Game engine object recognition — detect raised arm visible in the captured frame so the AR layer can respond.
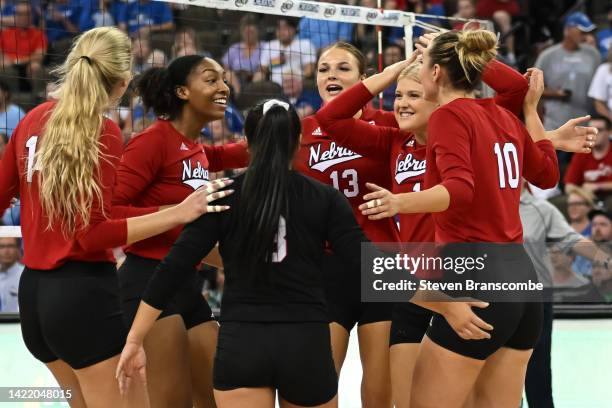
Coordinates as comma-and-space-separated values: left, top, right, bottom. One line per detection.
484, 59, 528, 116
315, 81, 404, 160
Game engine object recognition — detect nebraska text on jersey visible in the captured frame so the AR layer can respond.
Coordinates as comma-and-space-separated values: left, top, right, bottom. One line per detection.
395, 153, 426, 184
308, 142, 362, 172
182, 159, 210, 190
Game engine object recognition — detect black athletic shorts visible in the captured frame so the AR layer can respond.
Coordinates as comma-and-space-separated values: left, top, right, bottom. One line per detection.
323, 253, 392, 331
19, 261, 127, 369
214, 321, 338, 406
118, 253, 215, 329
427, 244, 543, 360
389, 302, 433, 346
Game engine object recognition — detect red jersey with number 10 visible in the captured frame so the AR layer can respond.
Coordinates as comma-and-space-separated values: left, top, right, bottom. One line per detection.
426, 99, 559, 243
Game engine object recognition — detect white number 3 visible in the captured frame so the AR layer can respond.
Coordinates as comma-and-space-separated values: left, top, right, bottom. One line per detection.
272, 216, 287, 262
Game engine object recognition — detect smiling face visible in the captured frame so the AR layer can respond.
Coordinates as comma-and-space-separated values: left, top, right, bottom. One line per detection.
394, 75, 437, 134
176, 58, 230, 122
316, 47, 363, 103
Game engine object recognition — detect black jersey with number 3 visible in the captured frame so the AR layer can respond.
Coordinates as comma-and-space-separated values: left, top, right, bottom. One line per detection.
143, 171, 372, 323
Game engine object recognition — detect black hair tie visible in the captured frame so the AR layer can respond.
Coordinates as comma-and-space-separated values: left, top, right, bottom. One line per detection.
80, 55, 93, 65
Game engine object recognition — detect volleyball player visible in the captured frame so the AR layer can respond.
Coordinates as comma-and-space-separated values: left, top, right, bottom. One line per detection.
0, 27, 232, 408
115, 99, 415, 407
357, 30, 559, 408
113, 55, 248, 407
315, 48, 538, 406
293, 42, 399, 407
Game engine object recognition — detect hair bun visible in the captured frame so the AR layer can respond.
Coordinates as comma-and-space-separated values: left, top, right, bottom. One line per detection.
456, 30, 497, 55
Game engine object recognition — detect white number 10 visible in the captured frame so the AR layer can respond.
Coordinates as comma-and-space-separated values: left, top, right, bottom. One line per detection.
493, 142, 519, 189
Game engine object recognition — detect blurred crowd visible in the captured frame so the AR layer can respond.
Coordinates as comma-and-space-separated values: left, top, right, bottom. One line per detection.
1, 0, 612, 310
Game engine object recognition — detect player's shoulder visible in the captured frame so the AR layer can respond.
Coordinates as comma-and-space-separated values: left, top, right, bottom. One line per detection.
128, 119, 167, 145
291, 171, 339, 199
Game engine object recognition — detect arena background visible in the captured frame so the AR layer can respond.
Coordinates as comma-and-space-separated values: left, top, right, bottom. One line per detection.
0, 0, 611, 406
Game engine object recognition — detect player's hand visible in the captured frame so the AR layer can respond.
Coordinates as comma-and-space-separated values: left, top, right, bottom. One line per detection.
415, 31, 444, 54
548, 115, 596, 153
116, 339, 147, 396
582, 182, 599, 193
438, 301, 493, 340
383, 52, 419, 79
175, 178, 234, 224
523, 68, 544, 111
359, 183, 400, 220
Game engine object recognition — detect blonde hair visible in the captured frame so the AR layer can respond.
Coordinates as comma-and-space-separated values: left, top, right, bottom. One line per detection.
398, 61, 422, 83
37, 27, 132, 235
428, 29, 497, 91
566, 185, 596, 207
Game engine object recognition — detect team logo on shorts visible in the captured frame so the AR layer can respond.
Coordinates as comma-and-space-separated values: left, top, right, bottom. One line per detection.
309, 142, 361, 172
281, 0, 294, 12
395, 153, 426, 184
324, 6, 336, 17
182, 159, 210, 190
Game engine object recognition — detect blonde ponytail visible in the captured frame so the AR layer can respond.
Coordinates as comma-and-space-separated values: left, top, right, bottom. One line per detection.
428, 29, 497, 91
37, 27, 132, 235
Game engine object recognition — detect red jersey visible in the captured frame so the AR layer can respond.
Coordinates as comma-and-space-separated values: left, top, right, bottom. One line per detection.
0, 27, 47, 61
0, 102, 127, 269
426, 99, 559, 243
113, 119, 249, 260
314, 60, 528, 243
294, 107, 400, 243
564, 149, 612, 186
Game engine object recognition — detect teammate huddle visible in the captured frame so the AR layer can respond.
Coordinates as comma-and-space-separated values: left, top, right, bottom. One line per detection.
0, 26, 597, 408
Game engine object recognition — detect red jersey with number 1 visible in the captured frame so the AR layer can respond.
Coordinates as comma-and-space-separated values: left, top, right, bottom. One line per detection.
294, 107, 400, 243
0, 101, 128, 269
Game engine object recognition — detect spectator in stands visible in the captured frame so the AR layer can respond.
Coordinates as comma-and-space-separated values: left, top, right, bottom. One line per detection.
592, 261, 612, 301
536, 12, 600, 132
475, 0, 520, 18
0, 0, 16, 26
255, 17, 316, 86
77, 0, 115, 31
551, 247, 590, 287
131, 35, 166, 74
298, 0, 353, 51
0, 1, 47, 97
172, 27, 209, 59
281, 73, 321, 119
381, 44, 403, 110
223, 14, 263, 93
521, 181, 610, 408
596, 4, 612, 59
355, 0, 378, 62
574, 208, 612, 276
117, 0, 174, 37
567, 186, 596, 236
589, 48, 612, 122
564, 117, 612, 204
45, 0, 80, 63
203, 269, 224, 310
0, 237, 23, 313
0, 80, 24, 138
453, 0, 477, 30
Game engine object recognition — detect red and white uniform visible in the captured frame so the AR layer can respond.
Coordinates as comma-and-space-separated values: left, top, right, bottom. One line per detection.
315, 60, 529, 244
294, 107, 400, 243
112, 119, 249, 260
426, 99, 558, 243
0, 102, 128, 269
